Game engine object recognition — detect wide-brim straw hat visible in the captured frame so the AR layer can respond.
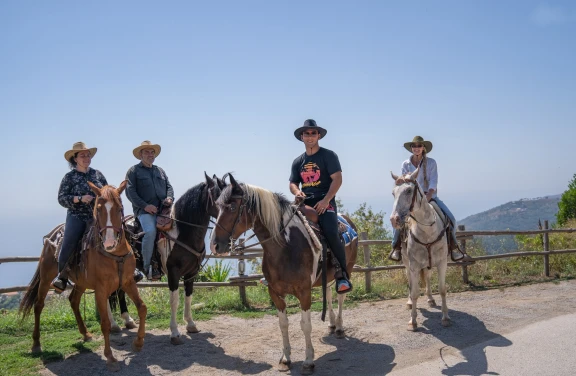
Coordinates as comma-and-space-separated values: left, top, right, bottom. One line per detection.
403, 136, 433, 153
64, 142, 97, 161
133, 140, 161, 159
293, 119, 327, 141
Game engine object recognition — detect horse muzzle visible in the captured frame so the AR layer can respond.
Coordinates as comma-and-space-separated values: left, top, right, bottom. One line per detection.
390, 213, 405, 229
210, 239, 230, 255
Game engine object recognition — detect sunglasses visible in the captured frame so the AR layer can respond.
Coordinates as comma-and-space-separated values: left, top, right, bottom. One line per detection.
303, 131, 319, 136
411, 144, 424, 148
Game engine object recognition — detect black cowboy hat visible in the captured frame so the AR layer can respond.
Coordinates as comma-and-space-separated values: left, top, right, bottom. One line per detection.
293, 119, 327, 141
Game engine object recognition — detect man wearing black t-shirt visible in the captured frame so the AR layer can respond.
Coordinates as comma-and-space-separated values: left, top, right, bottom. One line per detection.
289, 119, 352, 294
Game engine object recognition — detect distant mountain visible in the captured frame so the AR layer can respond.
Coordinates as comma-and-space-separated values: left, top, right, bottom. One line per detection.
459, 194, 561, 253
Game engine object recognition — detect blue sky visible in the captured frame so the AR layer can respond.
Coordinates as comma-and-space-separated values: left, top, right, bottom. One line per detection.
1, 1, 575, 287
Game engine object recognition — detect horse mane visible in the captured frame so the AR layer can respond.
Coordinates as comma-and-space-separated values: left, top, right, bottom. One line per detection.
174, 182, 210, 232
100, 185, 122, 207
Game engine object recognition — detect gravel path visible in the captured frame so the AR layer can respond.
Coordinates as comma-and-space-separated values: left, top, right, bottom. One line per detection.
40, 280, 576, 375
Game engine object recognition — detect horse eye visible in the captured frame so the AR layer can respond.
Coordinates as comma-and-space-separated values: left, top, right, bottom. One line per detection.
229, 203, 237, 212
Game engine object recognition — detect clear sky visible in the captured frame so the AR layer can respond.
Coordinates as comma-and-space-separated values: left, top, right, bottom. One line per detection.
1, 1, 575, 287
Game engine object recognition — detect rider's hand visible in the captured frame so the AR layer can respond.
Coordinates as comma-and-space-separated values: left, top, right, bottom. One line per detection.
314, 198, 331, 215
426, 189, 434, 202
144, 204, 158, 214
163, 197, 173, 206
80, 195, 94, 204
294, 190, 306, 198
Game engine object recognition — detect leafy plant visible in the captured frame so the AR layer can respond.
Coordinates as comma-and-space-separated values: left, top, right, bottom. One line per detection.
199, 260, 232, 282
557, 174, 576, 226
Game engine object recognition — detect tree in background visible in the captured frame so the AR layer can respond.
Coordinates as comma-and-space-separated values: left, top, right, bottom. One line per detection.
557, 174, 576, 226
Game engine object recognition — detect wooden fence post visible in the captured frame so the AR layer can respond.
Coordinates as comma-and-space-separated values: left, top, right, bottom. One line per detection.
458, 225, 469, 284
237, 237, 248, 307
361, 232, 372, 293
544, 220, 550, 277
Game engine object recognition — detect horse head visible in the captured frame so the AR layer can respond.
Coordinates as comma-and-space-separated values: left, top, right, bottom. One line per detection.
390, 168, 421, 229
210, 174, 253, 254
88, 180, 127, 252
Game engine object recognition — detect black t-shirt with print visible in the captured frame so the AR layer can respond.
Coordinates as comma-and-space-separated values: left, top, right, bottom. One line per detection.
289, 147, 342, 200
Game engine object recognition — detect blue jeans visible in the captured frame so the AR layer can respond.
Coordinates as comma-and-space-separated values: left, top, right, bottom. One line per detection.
138, 213, 157, 271
59, 213, 88, 273
392, 196, 457, 249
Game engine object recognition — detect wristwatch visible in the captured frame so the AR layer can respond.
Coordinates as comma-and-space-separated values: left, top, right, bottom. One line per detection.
77, 196, 82, 203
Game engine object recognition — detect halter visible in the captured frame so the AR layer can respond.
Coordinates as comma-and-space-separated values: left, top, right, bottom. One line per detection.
94, 202, 125, 249
407, 179, 436, 227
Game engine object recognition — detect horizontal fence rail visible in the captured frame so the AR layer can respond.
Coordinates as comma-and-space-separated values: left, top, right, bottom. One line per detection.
2, 226, 576, 300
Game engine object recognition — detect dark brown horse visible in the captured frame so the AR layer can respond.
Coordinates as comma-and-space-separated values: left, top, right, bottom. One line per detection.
210, 174, 358, 375
19, 181, 146, 372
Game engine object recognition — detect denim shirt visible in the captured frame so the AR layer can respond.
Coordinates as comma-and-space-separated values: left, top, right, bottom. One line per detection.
58, 168, 108, 221
125, 162, 174, 216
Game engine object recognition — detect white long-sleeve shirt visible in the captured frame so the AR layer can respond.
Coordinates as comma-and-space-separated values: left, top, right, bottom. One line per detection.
401, 157, 438, 197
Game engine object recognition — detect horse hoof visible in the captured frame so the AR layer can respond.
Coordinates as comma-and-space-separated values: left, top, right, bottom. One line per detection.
83, 334, 93, 342
442, 319, 452, 327
301, 363, 315, 375
186, 325, 199, 334
171, 336, 184, 346
406, 304, 412, 310
31, 345, 42, 354
106, 361, 120, 372
428, 300, 437, 308
335, 329, 345, 339
125, 321, 137, 330
110, 325, 122, 334
408, 323, 417, 332
132, 339, 144, 352
278, 360, 291, 372
328, 325, 336, 334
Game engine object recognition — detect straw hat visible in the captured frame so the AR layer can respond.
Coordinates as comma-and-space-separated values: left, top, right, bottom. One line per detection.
293, 119, 327, 141
133, 140, 161, 159
64, 142, 97, 161
403, 136, 433, 153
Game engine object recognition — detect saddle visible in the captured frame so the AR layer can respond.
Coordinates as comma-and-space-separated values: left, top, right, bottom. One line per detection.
53, 220, 95, 278
156, 203, 174, 231
297, 204, 358, 279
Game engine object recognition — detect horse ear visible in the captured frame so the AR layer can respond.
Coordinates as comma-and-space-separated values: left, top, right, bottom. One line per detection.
229, 173, 239, 188
88, 181, 101, 196
391, 171, 399, 181
410, 168, 420, 181
205, 171, 215, 188
117, 180, 128, 195
216, 176, 226, 189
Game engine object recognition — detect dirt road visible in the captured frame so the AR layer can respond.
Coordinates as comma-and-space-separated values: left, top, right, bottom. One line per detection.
40, 280, 576, 375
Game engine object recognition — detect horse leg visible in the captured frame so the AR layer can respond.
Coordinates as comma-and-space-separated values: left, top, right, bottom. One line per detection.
122, 281, 147, 352
95, 289, 119, 371
402, 254, 413, 310
183, 276, 199, 334
408, 269, 420, 331
69, 285, 92, 341
118, 290, 136, 329
168, 270, 183, 345
325, 283, 336, 333
438, 260, 451, 327
422, 269, 436, 307
269, 291, 291, 372
31, 276, 52, 353
334, 290, 346, 339
299, 293, 315, 375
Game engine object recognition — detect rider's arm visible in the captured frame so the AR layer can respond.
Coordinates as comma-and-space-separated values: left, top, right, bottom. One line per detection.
323, 171, 342, 202
125, 166, 148, 210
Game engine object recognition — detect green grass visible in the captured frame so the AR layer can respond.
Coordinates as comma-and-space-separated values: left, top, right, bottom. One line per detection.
3, 227, 576, 375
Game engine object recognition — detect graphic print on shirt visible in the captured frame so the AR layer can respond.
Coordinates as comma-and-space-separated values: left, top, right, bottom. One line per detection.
301, 162, 321, 188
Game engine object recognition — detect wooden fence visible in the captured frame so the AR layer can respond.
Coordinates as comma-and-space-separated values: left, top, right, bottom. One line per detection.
2, 223, 576, 305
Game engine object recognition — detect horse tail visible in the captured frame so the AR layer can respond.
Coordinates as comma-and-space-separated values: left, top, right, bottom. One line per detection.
19, 267, 41, 321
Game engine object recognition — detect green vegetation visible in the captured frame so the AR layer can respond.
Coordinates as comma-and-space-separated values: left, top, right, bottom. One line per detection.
557, 174, 576, 226
198, 259, 232, 282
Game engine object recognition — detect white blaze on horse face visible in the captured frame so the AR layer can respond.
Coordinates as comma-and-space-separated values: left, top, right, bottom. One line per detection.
103, 202, 117, 251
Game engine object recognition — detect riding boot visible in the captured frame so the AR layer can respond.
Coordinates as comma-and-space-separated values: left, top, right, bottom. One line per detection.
51, 270, 69, 294
336, 271, 353, 294
388, 248, 402, 262
133, 269, 144, 283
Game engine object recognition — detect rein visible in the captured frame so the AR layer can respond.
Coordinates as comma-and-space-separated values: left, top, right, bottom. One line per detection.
407, 180, 436, 227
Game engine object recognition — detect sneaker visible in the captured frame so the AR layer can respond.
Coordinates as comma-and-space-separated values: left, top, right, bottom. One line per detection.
336, 279, 352, 294
51, 276, 68, 294
133, 269, 144, 283
259, 278, 268, 286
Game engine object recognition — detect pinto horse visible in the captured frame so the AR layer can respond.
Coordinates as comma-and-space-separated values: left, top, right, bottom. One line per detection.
390, 168, 451, 331
210, 174, 358, 375
19, 181, 146, 371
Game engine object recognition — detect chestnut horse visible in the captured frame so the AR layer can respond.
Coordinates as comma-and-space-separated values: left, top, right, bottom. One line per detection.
210, 174, 358, 375
19, 181, 146, 372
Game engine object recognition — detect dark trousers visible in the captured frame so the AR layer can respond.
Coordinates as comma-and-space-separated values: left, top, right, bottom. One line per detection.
58, 213, 88, 274
306, 198, 349, 278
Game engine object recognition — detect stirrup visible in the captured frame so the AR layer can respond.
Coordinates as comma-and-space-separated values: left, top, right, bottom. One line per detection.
259, 278, 268, 286
51, 277, 68, 294
388, 249, 402, 262
450, 249, 465, 262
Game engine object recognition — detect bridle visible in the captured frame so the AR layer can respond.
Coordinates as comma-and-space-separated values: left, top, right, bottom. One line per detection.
93, 200, 126, 249
406, 179, 436, 227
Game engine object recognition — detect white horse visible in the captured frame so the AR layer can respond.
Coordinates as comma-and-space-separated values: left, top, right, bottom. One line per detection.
390, 168, 451, 330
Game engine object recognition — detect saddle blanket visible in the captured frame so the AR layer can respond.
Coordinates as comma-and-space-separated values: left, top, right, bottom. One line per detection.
338, 215, 358, 245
